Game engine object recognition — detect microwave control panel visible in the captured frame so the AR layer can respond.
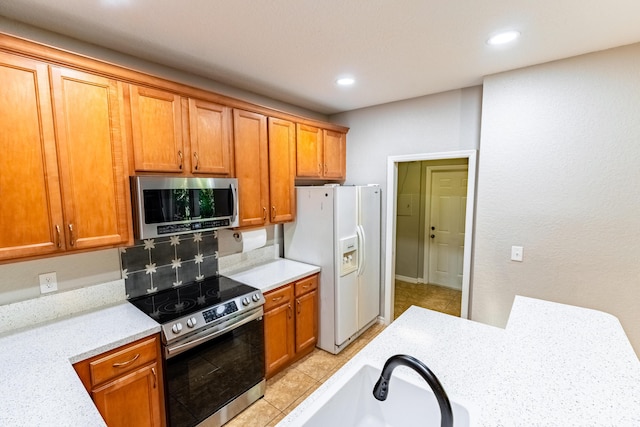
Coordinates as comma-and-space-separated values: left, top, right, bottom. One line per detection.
156, 219, 230, 236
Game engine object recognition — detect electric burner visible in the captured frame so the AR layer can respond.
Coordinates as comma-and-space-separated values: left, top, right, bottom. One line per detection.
129, 276, 263, 332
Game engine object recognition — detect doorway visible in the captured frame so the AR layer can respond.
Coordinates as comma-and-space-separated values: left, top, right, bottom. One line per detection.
383, 150, 477, 323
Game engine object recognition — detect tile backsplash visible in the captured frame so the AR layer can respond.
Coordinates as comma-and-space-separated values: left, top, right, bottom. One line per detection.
120, 231, 218, 298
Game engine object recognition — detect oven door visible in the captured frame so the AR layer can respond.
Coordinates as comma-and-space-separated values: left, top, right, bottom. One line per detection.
164, 312, 265, 427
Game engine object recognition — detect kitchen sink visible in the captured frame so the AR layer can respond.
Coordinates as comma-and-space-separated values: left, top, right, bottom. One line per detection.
295, 364, 475, 427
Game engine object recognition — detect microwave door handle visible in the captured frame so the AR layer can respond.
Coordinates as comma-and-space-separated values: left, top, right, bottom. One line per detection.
229, 184, 237, 221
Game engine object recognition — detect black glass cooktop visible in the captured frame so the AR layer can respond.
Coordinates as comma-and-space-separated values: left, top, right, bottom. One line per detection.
128, 276, 257, 324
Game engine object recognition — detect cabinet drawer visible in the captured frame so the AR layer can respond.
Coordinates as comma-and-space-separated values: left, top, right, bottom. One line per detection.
89, 336, 158, 386
264, 285, 293, 311
295, 274, 318, 297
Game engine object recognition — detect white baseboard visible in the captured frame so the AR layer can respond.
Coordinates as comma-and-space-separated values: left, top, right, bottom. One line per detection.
394, 274, 423, 284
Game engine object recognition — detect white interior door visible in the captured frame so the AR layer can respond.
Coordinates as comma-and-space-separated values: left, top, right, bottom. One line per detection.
428, 170, 467, 289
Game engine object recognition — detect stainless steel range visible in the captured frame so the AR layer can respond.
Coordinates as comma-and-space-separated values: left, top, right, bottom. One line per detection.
129, 275, 265, 427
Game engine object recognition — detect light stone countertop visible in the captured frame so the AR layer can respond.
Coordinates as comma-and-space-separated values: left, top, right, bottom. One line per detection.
227, 258, 321, 293
278, 296, 640, 426
0, 301, 160, 426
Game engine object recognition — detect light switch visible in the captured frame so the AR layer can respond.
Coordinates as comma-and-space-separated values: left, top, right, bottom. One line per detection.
511, 246, 523, 262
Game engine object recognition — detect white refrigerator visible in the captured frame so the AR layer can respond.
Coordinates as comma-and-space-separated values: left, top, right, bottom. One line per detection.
284, 185, 381, 354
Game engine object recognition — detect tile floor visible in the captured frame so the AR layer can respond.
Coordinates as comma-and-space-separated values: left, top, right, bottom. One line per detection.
224, 322, 386, 427
394, 280, 462, 319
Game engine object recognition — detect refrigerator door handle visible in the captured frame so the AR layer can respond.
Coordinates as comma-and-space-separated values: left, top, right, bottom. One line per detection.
356, 224, 366, 276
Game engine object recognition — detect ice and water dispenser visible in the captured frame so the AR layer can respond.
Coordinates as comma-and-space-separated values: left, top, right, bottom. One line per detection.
339, 235, 358, 276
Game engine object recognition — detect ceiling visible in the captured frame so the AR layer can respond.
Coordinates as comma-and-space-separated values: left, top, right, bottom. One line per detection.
1, 1, 640, 115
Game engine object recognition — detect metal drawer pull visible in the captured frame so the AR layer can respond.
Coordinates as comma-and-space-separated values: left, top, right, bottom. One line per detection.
55, 225, 61, 248
193, 152, 199, 170
151, 367, 157, 388
68, 223, 75, 247
272, 296, 284, 302
272, 206, 276, 219
288, 304, 292, 319
112, 353, 140, 368
178, 150, 183, 169
263, 207, 267, 221
297, 299, 301, 314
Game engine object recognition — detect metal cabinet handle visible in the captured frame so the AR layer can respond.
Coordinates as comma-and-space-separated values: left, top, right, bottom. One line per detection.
151, 367, 157, 388
193, 152, 199, 170
178, 150, 183, 169
297, 299, 301, 314
55, 225, 61, 248
318, 162, 322, 174
324, 164, 328, 174
271, 206, 276, 220
288, 304, 292, 319
112, 353, 140, 368
68, 224, 75, 247
263, 207, 267, 221
272, 296, 284, 302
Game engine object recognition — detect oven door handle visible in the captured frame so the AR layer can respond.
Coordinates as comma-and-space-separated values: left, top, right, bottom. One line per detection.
165, 307, 263, 359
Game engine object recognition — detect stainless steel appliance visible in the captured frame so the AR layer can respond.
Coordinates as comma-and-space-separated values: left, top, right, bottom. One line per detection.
131, 176, 239, 239
129, 276, 265, 427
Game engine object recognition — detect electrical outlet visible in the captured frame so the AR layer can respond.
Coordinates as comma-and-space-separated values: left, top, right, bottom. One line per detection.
511, 246, 524, 262
39, 272, 58, 294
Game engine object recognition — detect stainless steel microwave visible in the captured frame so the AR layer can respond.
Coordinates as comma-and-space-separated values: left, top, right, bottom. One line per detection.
131, 176, 239, 239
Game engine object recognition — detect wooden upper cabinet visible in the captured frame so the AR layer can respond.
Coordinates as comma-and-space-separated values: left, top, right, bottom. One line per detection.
130, 85, 185, 172
0, 52, 65, 260
322, 129, 346, 179
295, 124, 323, 178
49, 67, 131, 250
268, 118, 296, 223
296, 124, 346, 180
188, 99, 233, 175
233, 109, 269, 227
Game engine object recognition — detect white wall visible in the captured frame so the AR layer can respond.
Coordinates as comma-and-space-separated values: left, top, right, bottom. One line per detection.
331, 86, 483, 303
474, 43, 640, 354
0, 17, 328, 121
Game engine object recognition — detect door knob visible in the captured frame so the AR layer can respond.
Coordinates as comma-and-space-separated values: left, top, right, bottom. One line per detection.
431, 226, 436, 230
431, 234, 435, 239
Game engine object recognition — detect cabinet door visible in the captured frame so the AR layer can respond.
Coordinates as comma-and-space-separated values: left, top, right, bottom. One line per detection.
130, 85, 184, 172
188, 98, 233, 175
323, 129, 346, 179
0, 52, 64, 260
92, 362, 163, 427
264, 302, 294, 378
295, 289, 318, 354
233, 109, 269, 227
295, 124, 323, 178
50, 67, 130, 249
268, 118, 296, 223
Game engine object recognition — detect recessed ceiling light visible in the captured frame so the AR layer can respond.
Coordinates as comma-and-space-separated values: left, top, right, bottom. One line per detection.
486, 30, 520, 46
336, 77, 355, 86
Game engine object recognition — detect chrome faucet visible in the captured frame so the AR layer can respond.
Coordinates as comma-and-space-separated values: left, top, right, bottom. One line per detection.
372, 354, 454, 427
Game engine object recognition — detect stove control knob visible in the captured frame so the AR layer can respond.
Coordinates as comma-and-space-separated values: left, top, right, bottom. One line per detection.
172, 323, 183, 334
187, 317, 197, 328
242, 297, 250, 306
216, 305, 226, 315
252, 293, 260, 302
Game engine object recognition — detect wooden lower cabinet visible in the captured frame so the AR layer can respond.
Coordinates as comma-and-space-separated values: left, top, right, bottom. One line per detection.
73, 334, 165, 427
264, 274, 318, 378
